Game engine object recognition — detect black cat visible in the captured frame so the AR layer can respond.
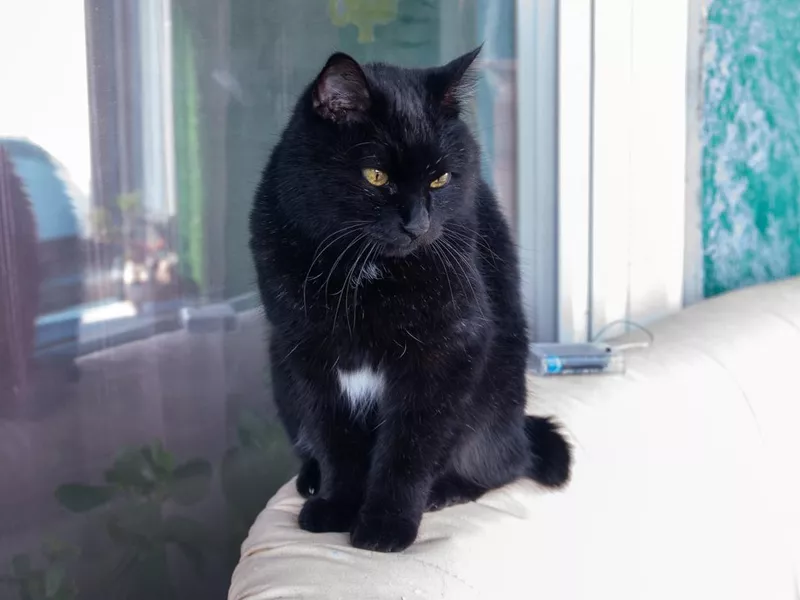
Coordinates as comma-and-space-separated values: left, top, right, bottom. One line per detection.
250, 48, 571, 553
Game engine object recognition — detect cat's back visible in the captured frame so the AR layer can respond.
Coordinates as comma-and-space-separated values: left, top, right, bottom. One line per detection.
473, 180, 527, 338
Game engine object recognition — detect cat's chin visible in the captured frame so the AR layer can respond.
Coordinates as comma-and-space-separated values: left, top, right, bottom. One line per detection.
382, 240, 424, 258
380, 232, 439, 258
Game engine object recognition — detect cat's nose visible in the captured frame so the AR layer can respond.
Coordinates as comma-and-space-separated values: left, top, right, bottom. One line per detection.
402, 220, 429, 239
401, 206, 430, 239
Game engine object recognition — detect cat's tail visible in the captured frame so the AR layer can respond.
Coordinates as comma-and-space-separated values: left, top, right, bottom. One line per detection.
525, 415, 572, 488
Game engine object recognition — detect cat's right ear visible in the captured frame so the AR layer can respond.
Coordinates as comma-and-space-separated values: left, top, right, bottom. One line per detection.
312, 53, 371, 124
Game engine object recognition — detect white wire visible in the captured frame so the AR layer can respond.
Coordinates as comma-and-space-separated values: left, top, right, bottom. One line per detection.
591, 319, 655, 351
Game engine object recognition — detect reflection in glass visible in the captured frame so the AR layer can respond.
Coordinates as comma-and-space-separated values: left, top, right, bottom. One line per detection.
0, 1, 518, 597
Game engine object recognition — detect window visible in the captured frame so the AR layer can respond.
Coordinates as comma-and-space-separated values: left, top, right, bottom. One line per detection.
0, 2, 538, 597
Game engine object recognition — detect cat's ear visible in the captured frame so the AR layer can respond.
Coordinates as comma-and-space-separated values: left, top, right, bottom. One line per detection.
312, 53, 371, 123
428, 46, 482, 115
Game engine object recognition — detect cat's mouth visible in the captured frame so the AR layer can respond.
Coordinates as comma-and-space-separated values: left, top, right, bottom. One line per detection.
376, 224, 440, 258
380, 235, 429, 258
383, 242, 420, 258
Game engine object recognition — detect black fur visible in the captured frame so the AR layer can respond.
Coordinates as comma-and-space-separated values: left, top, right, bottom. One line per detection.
250, 49, 571, 553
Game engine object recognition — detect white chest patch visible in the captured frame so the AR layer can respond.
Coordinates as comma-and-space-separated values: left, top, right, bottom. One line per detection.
337, 366, 385, 415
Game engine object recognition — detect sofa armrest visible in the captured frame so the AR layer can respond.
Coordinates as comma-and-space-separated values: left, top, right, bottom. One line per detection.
230, 279, 800, 600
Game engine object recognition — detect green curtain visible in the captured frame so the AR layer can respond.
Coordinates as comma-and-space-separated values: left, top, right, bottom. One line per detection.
172, 5, 206, 292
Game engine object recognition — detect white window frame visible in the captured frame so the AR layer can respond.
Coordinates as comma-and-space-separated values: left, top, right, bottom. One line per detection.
516, 0, 559, 343
554, 0, 696, 342
556, 0, 593, 343
683, 0, 708, 306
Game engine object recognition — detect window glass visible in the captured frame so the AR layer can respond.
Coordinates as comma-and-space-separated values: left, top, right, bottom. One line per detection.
0, 1, 517, 597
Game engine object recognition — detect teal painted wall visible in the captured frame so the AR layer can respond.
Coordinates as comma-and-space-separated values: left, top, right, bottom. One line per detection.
702, 0, 800, 296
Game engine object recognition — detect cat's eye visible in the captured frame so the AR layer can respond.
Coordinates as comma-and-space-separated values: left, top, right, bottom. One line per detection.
430, 173, 451, 189
362, 168, 389, 187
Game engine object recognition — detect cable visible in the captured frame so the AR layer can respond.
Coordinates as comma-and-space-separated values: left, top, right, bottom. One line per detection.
591, 319, 655, 351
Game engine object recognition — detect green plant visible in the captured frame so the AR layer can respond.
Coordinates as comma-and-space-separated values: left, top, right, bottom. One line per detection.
88, 206, 115, 242
0, 540, 79, 600
54, 442, 212, 597
221, 412, 297, 568
115, 191, 142, 220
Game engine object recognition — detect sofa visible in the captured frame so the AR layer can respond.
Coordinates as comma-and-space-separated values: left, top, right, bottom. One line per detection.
229, 278, 800, 600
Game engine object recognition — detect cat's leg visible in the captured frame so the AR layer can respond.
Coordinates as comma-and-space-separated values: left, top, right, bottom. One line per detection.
425, 472, 488, 511
296, 399, 374, 534
350, 344, 485, 552
270, 347, 322, 499
426, 420, 528, 511
424, 402, 571, 514
271, 344, 369, 527
351, 402, 466, 551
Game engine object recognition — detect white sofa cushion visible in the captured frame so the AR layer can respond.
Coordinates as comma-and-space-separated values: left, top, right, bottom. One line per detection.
230, 278, 800, 600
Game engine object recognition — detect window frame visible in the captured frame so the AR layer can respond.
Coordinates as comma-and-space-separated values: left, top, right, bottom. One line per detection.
554, 0, 696, 341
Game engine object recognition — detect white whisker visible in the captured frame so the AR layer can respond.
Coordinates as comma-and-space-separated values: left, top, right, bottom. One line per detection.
332, 236, 370, 334
439, 237, 485, 319
323, 232, 369, 307
302, 223, 365, 314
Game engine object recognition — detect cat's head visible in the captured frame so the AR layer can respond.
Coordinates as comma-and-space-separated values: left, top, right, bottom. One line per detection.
273, 49, 482, 258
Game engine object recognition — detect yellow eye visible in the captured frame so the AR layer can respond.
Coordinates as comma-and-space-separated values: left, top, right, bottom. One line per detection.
430, 173, 451, 189
362, 168, 389, 187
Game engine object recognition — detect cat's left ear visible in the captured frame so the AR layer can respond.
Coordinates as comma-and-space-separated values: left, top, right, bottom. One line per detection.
312, 53, 371, 123
428, 46, 482, 115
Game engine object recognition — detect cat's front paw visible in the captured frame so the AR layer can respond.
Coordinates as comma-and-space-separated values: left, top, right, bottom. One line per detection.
298, 497, 359, 533
350, 512, 419, 552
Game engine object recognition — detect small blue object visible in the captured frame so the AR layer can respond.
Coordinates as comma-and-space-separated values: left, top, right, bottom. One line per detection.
545, 356, 563, 374
529, 342, 625, 376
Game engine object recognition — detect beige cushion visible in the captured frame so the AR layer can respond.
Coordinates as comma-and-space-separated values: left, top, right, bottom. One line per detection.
230, 278, 800, 600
